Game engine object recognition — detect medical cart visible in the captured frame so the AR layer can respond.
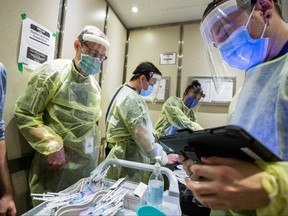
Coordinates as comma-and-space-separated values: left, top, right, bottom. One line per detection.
23, 158, 181, 216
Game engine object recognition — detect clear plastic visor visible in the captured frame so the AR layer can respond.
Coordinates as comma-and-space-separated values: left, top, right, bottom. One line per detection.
201, 0, 253, 45
200, 0, 252, 92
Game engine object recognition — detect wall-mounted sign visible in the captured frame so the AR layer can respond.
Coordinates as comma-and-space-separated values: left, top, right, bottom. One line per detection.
18, 17, 56, 70
160, 52, 177, 65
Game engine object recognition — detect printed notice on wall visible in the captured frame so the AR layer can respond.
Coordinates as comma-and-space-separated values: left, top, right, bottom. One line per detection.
18, 17, 55, 70
160, 52, 177, 65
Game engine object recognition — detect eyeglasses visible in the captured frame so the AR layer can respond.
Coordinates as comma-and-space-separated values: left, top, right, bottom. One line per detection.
82, 42, 107, 61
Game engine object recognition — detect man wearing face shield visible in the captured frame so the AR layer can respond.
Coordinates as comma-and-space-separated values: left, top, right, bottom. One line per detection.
154, 80, 205, 137
179, 0, 288, 215
105, 62, 178, 183
14, 26, 109, 206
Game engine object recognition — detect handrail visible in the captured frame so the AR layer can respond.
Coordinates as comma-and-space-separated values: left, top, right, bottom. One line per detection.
97, 158, 179, 197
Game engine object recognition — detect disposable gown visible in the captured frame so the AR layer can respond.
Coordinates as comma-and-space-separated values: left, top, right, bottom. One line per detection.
154, 96, 203, 137
105, 85, 168, 183
228, 53, 288, 216
14, 59, 101, 199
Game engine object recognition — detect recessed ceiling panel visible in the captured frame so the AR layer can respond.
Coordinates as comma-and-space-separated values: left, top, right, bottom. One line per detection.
147, 0, 206, 12
107, 0, 208, 29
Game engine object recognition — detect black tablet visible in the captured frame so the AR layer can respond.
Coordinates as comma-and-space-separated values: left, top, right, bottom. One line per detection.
159, 125, 281, 163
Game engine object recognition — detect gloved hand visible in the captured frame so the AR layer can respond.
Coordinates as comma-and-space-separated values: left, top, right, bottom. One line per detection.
47, 147, 66, 170
167, 153, 179, 164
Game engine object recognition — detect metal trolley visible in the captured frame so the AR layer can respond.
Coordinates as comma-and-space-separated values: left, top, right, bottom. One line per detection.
23, 159, 181, 216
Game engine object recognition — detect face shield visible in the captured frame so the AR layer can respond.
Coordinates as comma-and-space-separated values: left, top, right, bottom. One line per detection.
185, 89, 206, 113
200, 0, 269, 92
141, 73, 162, 104
82, 34, 110, 51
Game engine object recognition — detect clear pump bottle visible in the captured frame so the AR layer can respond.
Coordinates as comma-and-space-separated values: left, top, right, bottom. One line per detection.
147, 156, 164, 206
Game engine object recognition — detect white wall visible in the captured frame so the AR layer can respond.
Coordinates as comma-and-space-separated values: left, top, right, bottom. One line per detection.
0, 0, 61, 157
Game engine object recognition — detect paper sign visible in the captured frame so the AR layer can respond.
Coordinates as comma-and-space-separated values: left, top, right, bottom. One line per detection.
160, 52, 177, 65
18, 17, 56, 70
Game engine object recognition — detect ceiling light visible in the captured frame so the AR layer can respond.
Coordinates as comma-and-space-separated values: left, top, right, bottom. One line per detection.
131, 6, 138, 13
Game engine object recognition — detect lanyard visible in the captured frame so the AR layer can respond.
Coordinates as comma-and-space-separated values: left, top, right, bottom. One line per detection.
105, 85, 124, 123
105, 84, 137, 123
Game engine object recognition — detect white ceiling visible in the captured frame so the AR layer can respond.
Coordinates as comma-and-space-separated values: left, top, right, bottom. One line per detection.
106, 0, 212, 29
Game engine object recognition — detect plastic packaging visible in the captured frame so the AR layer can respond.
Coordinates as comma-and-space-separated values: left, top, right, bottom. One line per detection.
147, 156, 164, 206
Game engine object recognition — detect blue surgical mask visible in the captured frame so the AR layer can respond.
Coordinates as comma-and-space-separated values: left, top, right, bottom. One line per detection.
140, 85, 153, 96
218, 25, 269, 70
184, 96, 198, 108
140, 78, 153, 96
77, 53, 102, 76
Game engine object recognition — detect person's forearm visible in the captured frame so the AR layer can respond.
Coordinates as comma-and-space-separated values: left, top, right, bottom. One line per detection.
14, 122, 63, 155
189, 121, 203, 130
14, 81, 63, 155
0, 140, 14, 198
256, 161, 288, 216
132, 124, 168, 164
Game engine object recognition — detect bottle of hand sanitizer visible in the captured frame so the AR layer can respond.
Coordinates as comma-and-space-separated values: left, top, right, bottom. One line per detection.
147, 156, 164, 206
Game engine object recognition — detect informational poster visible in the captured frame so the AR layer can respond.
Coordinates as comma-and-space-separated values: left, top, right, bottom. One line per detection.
18, 17, 56, 70
189, 76, 235, 104
160, 52, 177, 65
